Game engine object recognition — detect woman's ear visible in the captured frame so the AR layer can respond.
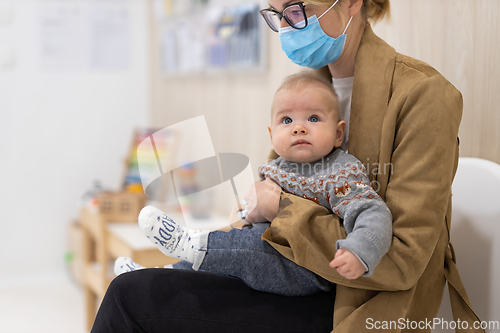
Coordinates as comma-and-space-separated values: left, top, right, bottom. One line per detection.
335, 120, 346, 147
348, 0, 364, 17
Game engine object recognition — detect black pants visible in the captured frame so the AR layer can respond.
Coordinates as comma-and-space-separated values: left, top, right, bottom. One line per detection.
91, 268, 335, 333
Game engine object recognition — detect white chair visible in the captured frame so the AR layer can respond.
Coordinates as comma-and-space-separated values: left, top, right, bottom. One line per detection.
433, 157, 500, 332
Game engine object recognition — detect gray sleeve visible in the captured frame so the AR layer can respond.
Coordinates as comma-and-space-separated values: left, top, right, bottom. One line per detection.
335, 199, 392, 276
327, 162, 392, 276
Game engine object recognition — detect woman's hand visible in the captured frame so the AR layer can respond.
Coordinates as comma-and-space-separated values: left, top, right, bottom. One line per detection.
329, 248, 366, 280
244, 178, 281, 223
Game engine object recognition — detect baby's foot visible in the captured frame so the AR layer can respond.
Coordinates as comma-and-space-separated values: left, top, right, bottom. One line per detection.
114, 257, 145, 276
138, 206, 209, 263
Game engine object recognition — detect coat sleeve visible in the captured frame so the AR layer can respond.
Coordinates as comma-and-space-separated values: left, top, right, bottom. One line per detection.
262, 74, 462, 291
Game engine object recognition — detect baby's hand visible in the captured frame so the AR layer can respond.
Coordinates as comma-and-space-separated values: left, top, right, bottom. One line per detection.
329, 248, 366, 280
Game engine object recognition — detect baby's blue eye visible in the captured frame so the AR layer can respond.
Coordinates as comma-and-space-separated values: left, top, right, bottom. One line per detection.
282, 117, 292, 124
309, 116, 319, 122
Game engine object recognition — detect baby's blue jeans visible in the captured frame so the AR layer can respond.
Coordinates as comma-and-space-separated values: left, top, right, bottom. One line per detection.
173, 222, 333, 296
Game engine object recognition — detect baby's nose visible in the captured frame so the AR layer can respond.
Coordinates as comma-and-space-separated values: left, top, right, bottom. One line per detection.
293, 126, 307, 135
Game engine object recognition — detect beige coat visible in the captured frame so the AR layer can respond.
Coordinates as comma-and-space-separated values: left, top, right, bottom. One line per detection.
262, 24, 483, 333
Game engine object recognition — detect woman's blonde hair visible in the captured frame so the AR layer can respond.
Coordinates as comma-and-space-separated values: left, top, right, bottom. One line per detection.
304, 0, 390, 24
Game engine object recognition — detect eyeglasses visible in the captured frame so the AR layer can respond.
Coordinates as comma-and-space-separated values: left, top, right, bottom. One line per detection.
260, 2, 307, 33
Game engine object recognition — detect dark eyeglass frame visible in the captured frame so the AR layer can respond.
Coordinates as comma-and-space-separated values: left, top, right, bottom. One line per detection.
260, 2, 308, 33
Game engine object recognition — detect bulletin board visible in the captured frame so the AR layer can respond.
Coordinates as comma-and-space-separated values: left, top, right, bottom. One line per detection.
152, 0, 267, 75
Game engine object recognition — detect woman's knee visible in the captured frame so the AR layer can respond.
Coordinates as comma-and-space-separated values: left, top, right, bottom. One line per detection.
107, 270, 141, 296
103, 269, 158, 309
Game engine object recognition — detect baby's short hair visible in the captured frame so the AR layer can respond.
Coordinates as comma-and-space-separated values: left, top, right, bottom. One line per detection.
275, 70, 340, 119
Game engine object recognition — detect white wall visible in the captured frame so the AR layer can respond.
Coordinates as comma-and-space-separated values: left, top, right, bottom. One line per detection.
0, 0, 150, 281
371, 0, 500, 165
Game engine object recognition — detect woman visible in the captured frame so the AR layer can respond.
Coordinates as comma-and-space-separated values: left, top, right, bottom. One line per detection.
91, 1, 481, 332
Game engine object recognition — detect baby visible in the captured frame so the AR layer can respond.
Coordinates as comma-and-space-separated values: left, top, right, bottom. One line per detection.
115, 71, 392, 294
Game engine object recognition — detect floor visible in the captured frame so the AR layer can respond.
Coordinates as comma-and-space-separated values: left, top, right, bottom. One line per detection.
0, 272, 87, 333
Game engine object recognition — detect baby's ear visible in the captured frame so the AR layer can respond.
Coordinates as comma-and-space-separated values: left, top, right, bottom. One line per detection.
268, 126, 273, 143
335, 121, 346, 147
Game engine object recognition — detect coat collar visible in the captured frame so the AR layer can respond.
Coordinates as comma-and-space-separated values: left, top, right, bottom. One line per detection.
316, 24, 396, 185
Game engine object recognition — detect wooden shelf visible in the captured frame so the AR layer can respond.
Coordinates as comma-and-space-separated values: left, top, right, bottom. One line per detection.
80, 200, 235, 331
80, 206, 180, 331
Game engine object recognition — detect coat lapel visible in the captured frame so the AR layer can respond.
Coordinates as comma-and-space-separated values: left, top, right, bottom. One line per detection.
349, 24, 396, 187
317, 24, 397, 189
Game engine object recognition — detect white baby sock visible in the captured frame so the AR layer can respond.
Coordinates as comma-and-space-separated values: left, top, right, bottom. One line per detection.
114, 257, 145, 276
139, 206, 209, 269
114, 257, 174, 276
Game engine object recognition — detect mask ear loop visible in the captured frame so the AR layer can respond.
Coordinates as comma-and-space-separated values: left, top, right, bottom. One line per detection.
317, 0, 353, 35
318, 0, 341, 20
342, 16, 353, 34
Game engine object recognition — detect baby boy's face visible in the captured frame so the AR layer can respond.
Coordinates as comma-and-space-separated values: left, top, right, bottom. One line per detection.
269, 83, 344, 164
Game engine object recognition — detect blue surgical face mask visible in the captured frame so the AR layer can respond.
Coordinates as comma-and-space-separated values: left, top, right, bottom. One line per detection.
279, 1, 353, 69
